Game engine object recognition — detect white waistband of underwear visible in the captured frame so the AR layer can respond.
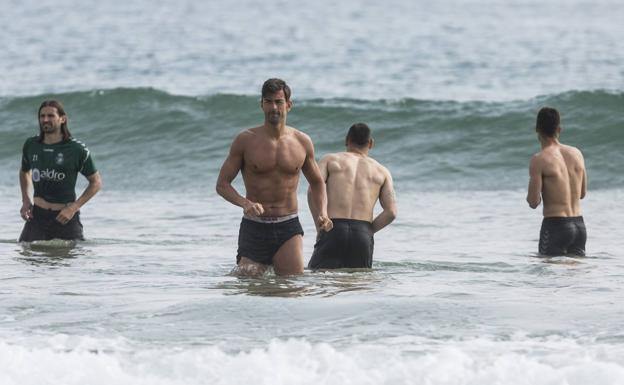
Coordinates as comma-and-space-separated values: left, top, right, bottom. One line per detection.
243, 213, 298, 223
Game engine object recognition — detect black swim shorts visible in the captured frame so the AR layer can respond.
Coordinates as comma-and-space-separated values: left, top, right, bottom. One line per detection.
308, 218, 374, 269
18, 205, 84, 242
236, 215, 304, 265
538, 216, 586, 256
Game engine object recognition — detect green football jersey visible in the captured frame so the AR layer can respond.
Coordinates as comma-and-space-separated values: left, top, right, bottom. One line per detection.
21, 136, 97, 204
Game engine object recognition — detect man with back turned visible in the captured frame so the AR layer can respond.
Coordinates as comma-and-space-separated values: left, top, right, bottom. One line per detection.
216, 78, 333, 276
527, 107, 587, 256
19, 100, 102, 242
308, 123, 397, 269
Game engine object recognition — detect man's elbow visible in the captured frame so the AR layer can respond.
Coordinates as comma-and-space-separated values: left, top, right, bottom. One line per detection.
215, 179, 229, 197
91, 175, 103, 193
215, 181, 224, 196
527, 197, 540, 209
386, 207, 397, 222
95, 179, 103, 193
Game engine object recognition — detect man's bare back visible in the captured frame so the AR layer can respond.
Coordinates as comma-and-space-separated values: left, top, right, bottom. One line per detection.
308, 123, 396, 269
529, 143, 586, 217
527, 107, 587, 256
322, 152, 391, 223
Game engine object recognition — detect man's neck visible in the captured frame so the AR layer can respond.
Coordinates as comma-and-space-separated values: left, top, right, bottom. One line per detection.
347, 146, 368, 156
43, 132, 63, 145
539, 136, 559, 149
264, 122, 287, 138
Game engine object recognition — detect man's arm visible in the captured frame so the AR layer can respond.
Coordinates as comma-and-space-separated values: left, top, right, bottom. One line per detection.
301, 136, 332, 231
215, 133, 263, 216
19, 170, 33, 220
526, 155, 542, 209
580, 152, 587, 200
56, 171, 102, 224
307, 155, 329, 232
580, 168, 587, 199
372, 169, 397, 233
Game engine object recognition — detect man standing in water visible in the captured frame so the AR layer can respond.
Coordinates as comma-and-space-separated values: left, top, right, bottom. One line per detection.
19, 100, 102, 242
216, 78, 332, 276
308, 123, 397, 269
527, 107, 587, 256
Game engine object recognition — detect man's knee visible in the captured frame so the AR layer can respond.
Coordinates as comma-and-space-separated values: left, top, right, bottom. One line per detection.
235, 257, 268, 276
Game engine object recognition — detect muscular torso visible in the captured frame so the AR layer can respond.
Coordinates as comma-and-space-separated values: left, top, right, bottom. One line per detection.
324, 152, 386, 221
540, 144, 585, 217
241, 127, 306, 216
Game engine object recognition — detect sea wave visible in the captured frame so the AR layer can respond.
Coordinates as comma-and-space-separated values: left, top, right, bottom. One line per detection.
1, 88, 621, 190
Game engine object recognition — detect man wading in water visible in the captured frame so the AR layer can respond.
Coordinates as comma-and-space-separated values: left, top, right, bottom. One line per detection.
216, 78, 332, 276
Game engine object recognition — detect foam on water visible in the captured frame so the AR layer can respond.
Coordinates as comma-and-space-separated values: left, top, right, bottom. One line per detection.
24, 239, 77, 248
2, 336, 624, 385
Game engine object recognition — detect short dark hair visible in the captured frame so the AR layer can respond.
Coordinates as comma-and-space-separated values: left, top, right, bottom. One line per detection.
38, 100, 72, 142
261, 78, 291, 101
536, 107, 560, 137
346, 123, 371, 147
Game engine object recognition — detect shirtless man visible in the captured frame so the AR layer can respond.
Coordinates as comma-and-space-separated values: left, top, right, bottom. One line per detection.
216, 78, 332, 276
19, 100, 102, 242
308, 123, 397, 269
527, 107, 587, 256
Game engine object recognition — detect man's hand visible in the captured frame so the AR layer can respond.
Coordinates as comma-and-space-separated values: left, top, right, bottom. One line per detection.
243, 200, 265, 217
56, 203, 79, 225
20, 202, 33, 221
318, 215, 333, 232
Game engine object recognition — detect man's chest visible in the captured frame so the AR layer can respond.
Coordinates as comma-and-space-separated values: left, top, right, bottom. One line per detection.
244, 143, 306, 175
28, 146, 80, 173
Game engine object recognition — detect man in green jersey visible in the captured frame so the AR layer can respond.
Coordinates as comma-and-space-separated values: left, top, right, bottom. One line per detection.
19, 100, 102, 242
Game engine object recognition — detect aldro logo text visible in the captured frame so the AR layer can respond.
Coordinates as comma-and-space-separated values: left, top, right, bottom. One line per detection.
32, 168, 66, 182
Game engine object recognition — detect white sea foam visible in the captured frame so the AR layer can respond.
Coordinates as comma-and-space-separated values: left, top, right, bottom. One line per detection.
2, 336, 624, 385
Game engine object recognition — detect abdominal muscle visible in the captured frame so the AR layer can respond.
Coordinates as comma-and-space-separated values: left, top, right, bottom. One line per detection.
243, 171, 300, 217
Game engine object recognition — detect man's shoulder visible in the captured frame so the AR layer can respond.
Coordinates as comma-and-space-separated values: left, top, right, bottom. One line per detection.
529, 151, 548, 169
67, 137, 88, 146
233, 127, 260, 144
287, 127, 314, 151
289, 126, 311, 141
372, 158, 392, 180
532, 147, 554, 160
322, 152, 345, 161
322, 152, 354, 166
560, 143, 583, 156
23, 135, 39, 146
363, 155, 390, 172
66, 138, 91, 152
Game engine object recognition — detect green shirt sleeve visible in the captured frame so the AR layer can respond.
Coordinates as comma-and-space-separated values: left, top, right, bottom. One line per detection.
21, 139, 31, 172
79, 146, 97, 177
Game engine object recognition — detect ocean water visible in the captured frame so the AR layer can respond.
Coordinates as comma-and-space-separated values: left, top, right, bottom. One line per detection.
1, 0, 624, 384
